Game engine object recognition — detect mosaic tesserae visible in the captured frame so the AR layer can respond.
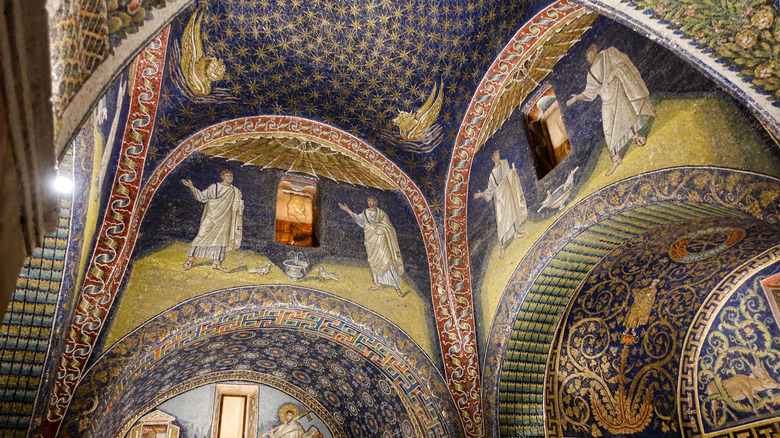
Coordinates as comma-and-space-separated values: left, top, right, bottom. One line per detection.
2, 0, 780, 437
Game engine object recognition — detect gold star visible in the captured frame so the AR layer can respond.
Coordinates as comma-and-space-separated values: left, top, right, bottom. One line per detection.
161, 91, 173, 105
236, 44, 249, 59
211, 12, 223, 27
178, 103, 194, 119
164, 131, 179, 144
215, 36, 228, 53
430, 198, 442, 215
158, 114, 173, 130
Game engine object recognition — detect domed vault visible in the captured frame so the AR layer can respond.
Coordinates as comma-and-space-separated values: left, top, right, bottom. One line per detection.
2, 0, 780, 437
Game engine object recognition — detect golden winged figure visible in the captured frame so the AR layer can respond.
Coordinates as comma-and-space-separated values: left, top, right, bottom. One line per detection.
392, 80, 444, 141
181, 9, 225, 95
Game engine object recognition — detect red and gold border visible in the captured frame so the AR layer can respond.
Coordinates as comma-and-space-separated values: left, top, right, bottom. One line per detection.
42, 28, 170, 437
443, 2, 592, 435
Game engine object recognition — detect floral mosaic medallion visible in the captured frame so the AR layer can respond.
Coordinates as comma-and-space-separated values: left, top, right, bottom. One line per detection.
545, 216, 780, 437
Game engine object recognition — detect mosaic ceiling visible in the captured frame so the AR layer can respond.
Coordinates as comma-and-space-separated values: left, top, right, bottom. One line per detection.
143, 0, 546, 205
9, 0, 780, 437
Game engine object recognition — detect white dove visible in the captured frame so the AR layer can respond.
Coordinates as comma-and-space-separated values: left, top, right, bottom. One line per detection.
317, 266, 338, 282
248, 263, 272, 276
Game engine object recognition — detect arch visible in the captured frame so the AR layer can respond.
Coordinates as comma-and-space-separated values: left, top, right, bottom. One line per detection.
442, 2, 597, 434
482, 167, 780, 435
45, 109, 450, 435
444, 0, 780, 432
60, 285, 461, 438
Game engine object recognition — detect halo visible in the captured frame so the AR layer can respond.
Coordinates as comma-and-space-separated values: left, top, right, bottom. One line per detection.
278, 404, 299, 423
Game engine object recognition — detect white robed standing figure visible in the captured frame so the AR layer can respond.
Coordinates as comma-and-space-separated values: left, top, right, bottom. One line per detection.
339, 197, 405, 297
181, 170, 243, 272
567, 44, 654, 176
261, 405, 321, 438
474, 150, 528, 260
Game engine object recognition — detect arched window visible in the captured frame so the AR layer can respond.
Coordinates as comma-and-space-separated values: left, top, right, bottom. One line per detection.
275, 175, 318, 247
524, 84, 571, 179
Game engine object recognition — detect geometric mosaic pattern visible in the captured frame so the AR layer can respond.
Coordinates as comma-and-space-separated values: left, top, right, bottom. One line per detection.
499, 202, 745, 436
0, 155, 71, 437
438, 4, 595, 432
544, 216, 780, 437
48, 0, 109, 119
63, 285, 461, 438
95, 329, 408, 438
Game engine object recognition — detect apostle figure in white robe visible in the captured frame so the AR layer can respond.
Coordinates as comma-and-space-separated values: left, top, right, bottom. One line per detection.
181, 170, 243, 272
268, 407, 321, 438
474, 150, 528, 260
339, 197, 405, 297
567, 45, 654, 176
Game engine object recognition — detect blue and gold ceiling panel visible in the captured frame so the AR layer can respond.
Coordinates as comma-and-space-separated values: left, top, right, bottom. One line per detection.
499, 202, 747, 437
544, 217, 780, 438
63, 285, 460, 438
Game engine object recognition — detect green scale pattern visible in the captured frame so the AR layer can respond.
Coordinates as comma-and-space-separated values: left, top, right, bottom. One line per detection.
498, 201, 744, 437
0, 159, 72, 437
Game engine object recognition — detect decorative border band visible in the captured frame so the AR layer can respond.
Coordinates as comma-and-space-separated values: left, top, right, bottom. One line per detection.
443, 2, 593, 434
43, 28, 169, 437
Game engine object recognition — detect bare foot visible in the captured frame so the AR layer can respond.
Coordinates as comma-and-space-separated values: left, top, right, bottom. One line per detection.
395, 288, 404, 298
182, 259, 193, 270
634, 134, 646, 147
212, 262, 229, 273
605, 157, 622, 176
514, 231, 526, 240
499, 246, 505, 260
368, 284, 382, 291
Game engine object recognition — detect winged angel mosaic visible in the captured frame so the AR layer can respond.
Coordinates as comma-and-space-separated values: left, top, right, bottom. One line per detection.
170, 9, 233, 101
379, 81, 444, 153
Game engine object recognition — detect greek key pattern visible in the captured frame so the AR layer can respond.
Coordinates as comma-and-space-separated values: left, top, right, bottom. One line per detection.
443, 3, 593, 433
502, 202, 742, 437
694, 420, 780, 438
64, 286, 458, 438
679, 246, 780, 437
134, 115, 459, 424
42, 29, 169, 436
483, 168, 780, 435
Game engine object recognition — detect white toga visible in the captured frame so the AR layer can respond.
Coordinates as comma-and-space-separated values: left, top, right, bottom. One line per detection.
353, 208, 404, 288
273, 421, 320, 438
482, 160, 528, 245
188, 182, 243, 261
580, 47, 654, 157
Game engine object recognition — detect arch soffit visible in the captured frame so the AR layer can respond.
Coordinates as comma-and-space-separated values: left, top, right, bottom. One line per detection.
481, 167, 780, 435
63, 285, 461, 438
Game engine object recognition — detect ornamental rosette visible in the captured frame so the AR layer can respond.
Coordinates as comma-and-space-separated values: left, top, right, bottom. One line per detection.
754, 62, 774, 79
735, 28, 758, 49
751, 7, 775, 29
